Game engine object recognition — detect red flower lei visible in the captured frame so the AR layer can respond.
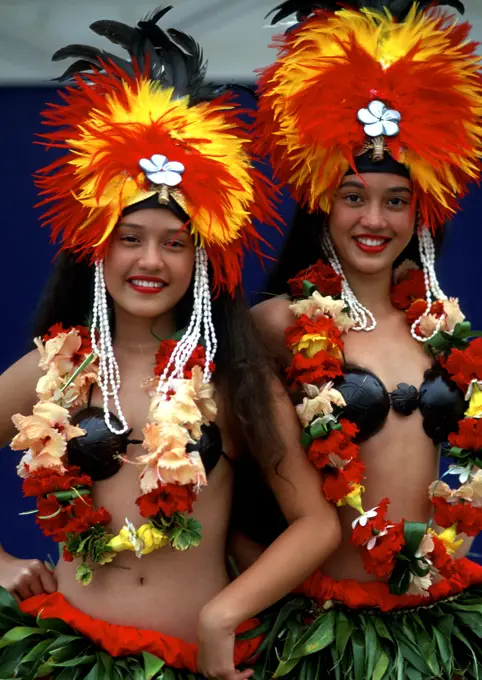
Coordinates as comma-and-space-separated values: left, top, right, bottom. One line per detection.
12, 324, 215, 585
287, 261, 482, 595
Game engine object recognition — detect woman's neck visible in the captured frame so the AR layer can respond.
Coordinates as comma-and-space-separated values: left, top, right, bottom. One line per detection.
113, 306, 175, 353
341, 261, 394, 316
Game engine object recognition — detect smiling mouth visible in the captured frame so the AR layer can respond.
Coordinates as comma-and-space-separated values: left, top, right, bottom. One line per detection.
353, 235, 391, 253
127, 277, 167, 294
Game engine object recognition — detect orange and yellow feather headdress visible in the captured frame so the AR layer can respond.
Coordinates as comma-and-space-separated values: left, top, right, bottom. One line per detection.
36, 6, 280, 294
256, 0, 482, 230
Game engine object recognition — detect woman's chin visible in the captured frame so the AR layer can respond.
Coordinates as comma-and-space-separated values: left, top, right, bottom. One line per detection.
343, 251, 395, 276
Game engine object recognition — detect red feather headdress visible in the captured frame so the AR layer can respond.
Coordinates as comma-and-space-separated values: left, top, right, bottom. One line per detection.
256, 2, 482, 230
36, 8, 280, 294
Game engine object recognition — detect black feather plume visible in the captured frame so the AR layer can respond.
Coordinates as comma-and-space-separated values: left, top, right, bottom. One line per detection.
52, 5, 217, 102
268, 0, 464, 25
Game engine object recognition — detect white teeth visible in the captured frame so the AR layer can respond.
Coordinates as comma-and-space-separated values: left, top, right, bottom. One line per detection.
355, 237, 387, 247
130, 279, 164, 289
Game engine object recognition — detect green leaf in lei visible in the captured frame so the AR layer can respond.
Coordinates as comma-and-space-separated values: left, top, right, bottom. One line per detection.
169, 515, 202, 551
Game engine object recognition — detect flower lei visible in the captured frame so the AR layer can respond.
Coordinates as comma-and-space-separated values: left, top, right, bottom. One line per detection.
287, 260, 482, 597
11, 325, 216, 585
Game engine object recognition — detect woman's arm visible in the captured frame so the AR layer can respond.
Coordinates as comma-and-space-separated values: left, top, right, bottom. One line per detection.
0, 350, 58, 598
198, 378, 341, 680
0, 350, 43, 448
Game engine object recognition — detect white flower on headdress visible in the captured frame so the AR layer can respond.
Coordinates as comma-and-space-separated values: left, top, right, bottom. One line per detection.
139, 154, 185, 186
357, 100, 401, 137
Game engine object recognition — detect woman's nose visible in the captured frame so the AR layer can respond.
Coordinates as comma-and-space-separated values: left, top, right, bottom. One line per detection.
359, 202, 388, 230
137, 243, 164, 271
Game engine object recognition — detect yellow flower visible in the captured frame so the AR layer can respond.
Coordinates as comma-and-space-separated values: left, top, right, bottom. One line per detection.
294, 333, 342, 360
108, 523, 168, 556
466, 383, 482, 418
431, 524, 464, 555
337, 484, 365, 513
137, 524, 168, 554
108, 526, 136, 553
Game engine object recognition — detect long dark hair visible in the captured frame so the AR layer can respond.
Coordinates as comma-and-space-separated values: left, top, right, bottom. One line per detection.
267, 204, 446, 297
32, 250, 285, 471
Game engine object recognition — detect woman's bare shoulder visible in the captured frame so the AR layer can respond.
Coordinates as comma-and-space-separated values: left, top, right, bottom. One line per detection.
251, 295, 295, 336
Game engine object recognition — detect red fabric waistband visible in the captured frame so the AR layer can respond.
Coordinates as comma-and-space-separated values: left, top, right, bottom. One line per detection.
295, 557, 482, 612
20, 592, 262, 673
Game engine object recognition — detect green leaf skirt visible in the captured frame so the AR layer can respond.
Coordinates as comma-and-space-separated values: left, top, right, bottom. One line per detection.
0, 586, 258, 680
249, 585, 482, 679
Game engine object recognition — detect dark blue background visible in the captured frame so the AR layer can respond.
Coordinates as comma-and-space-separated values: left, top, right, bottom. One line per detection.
1, 85, 481, 562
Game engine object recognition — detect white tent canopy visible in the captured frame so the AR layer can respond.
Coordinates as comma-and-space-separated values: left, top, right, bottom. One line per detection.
1, 0, 481, 84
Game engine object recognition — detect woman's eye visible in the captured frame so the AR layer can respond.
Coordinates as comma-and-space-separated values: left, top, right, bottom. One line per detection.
164, 240, 184, 249
388, 197, 408, 208
344, 194, 362, 204
120, 235, 139, 244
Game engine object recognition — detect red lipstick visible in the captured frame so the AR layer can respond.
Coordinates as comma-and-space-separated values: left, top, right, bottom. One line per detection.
127, 275, 166, 295
353, 233, 391, 254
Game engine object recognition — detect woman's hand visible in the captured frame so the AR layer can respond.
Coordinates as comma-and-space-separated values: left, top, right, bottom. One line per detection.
0, 552, 57, 602
197, 604, 254, 680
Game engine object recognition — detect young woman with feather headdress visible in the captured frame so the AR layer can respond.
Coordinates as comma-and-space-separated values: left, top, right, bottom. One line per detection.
244, 0, 482, 676
0, 7, 341, 679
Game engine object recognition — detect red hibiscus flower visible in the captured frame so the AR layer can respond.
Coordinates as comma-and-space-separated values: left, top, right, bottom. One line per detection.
285, 351, 343, 387
63, 546, 74, 562
285, 315, 343, 354
322, 459, 366, 503
36, 495, 71, 540
360, 522, 405, 580
351, 498, 391, 547
391, 269, 426, 311
22, 466, 92, 498
136, 483, 197, 518
37, 495, 111, 543
406, 299, 428, 325
431, 497, 482, 536
449, 417, 482, 452
60, 497, 111, 538
430, 535, 456, 579
288, 261, 342, 298
154, 340, 215, 378
441, 338, 482, 392
308, 419, 359, 471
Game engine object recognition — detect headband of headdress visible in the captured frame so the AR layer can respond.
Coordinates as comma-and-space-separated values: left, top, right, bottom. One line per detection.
256, 0, 481, 230
36, 5, 280, 294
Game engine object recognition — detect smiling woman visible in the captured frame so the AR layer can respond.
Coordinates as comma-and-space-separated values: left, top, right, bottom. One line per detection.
0, 6, 341, 680
104, 208, 196, 320
247, 0, 482, 677
329, 174, 414, 274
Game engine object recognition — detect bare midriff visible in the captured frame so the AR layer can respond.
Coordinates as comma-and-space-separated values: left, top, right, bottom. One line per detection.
56, 351, 233, 643
56, 450, 233, 642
